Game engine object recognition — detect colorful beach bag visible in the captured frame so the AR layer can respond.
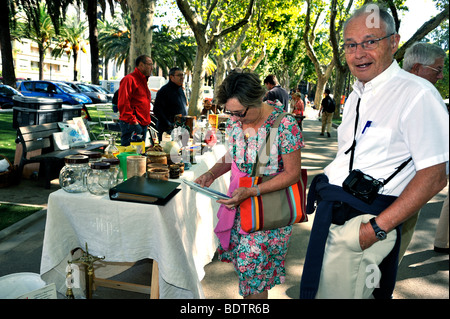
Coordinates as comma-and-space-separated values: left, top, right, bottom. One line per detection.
239, 112, 308, 233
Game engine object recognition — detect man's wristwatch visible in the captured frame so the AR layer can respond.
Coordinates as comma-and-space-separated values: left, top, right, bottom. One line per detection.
369, 217, 387, 240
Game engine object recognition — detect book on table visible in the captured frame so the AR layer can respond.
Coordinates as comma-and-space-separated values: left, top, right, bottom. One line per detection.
109, 176, 180, 205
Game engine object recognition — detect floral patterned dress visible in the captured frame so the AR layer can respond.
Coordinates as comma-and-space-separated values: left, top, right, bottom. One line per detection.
217, 100, 305, 297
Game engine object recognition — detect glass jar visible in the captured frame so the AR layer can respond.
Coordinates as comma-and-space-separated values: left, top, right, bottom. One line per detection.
87, 162, 112, 195
79, 151, 103, 164
59, 155, 90, 193
104, 137, 120, 158
102, 158, 123, 187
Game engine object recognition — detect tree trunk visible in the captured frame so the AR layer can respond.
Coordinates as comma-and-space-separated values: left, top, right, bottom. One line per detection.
73, 50, 79, 81
0, 0, 16, 87
104, 58, 109, 80
304, 0, 335, 110
176, 0, 254, 115
87, 0, 100, 84
189, 45, 209, 116
332, 65, 349, 119
214, 53, 226, 99
127, 0, 156, 72
38, 47, 45, 80
314, 74, 326, 109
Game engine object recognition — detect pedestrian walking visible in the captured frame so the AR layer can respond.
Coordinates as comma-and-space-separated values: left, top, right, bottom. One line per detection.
318, 89, 335, 137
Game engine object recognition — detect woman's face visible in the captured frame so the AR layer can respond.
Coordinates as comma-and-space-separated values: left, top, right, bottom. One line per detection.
225, 97, 259, 125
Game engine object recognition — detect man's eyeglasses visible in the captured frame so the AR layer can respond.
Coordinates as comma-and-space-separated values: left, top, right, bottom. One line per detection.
172, 73, 185, 78
224, 106, 249, 118
342, 33, 394, 54
424, 65, 443, 75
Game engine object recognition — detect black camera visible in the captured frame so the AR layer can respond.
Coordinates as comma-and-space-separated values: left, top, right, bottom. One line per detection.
342, 169, 382, 204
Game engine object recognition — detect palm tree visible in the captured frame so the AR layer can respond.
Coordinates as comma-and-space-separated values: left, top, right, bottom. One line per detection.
98, 12, 198, 77
151, 25, 197, 75
52, 15, 88, 81
98, 15, 131, 75
13, 2, 55, 80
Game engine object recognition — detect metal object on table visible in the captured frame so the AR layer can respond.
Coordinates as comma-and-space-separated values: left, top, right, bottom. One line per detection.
69, 243, 105, 299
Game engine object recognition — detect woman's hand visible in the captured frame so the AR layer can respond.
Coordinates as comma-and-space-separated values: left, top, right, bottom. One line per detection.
194, 171, 215, 188
217, 186, 255, 209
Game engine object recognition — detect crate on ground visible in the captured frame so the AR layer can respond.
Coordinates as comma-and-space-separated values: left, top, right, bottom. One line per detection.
12, 96, 63, 110
61, 105, 83, 122
13, 107, 62, 129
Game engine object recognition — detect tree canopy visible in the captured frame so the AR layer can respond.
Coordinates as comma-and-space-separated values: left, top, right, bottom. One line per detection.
1, 0, 448, 102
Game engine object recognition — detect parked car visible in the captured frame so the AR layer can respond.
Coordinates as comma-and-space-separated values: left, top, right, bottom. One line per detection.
84, 83, 113, 102
0, 84, 23, 109
19, 80, 91, 105
62, 81, 109, 104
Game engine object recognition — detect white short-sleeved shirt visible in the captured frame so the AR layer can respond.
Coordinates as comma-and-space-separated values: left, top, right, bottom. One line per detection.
324, 61, 449, 196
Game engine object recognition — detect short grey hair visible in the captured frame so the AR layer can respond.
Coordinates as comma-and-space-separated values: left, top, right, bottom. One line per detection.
215, 70, 266, 109
344, 3, 397, 37
402, 42, 446, 71
169, 67, 182, 76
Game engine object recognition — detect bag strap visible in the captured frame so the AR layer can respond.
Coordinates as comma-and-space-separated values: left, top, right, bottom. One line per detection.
251, 112, 290, 177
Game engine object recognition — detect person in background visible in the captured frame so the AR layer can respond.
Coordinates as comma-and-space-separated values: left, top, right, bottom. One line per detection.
262, 74, 290, 111
112, 89, 119, 113
399, 42, 448, 258
292, 92, 305, 130
195, 70, 304, 299
118, 55, 152, 146
318, 88, 335, 138
402, 42, 446, 85
300, 3, 448, 299
153, 67, 187, 141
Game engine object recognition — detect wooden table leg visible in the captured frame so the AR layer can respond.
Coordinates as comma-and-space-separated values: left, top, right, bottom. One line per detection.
150, 260, 159, 299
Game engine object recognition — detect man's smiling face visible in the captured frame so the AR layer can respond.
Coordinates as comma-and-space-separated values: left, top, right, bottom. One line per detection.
344, 13, 400, 84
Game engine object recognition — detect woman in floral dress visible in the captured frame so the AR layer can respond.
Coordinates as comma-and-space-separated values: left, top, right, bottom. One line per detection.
195, 71, 304, 298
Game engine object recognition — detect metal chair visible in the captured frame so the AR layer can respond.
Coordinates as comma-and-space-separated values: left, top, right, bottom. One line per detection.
95, 104, 118, 140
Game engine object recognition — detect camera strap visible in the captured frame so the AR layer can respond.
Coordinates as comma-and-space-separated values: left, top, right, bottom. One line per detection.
343, 97, 412, 186
344, 98, 361, 172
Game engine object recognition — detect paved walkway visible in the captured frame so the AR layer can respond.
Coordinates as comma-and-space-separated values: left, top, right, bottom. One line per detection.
0, 108, 448, 299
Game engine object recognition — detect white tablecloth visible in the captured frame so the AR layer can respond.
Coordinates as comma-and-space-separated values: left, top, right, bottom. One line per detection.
40, 145, 230, 298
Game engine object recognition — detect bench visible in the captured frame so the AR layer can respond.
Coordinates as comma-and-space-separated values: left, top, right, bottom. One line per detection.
16, 122, 108, 189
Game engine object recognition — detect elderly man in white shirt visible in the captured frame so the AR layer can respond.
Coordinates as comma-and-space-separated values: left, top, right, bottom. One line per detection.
300, 3, 448, 299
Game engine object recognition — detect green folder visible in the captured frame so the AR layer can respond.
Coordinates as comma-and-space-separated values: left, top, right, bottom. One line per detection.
109, 176, 180, 205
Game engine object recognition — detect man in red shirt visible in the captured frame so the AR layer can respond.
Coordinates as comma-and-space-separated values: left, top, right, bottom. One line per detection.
118, 55, 153, 146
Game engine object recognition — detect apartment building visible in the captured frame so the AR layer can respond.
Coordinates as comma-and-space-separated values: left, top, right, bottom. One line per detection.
1, 38, 125, 86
